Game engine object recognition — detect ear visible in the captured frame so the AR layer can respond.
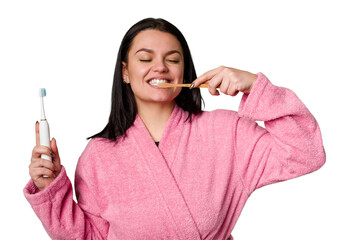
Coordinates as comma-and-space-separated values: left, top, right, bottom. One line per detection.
122, 61, 130, 84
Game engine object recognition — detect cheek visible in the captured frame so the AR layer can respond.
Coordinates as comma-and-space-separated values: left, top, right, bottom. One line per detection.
173, 65, 185, 81
128, 64, 150, 81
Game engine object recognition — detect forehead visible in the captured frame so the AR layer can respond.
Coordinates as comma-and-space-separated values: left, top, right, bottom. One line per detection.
130, 29, 183, 53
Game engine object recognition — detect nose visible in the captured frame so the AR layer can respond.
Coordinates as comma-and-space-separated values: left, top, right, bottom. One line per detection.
152, 59, 169, 73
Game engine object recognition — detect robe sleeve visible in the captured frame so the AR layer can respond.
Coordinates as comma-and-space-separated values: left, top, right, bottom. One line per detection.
23, 140, 109, 239
235, 72, 326, 195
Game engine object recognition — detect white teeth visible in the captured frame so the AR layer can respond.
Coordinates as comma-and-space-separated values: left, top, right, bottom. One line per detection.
148, 79, 170, 85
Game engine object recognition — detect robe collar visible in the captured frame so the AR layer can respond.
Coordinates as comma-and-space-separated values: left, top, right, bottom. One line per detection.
128, 104, 201, 240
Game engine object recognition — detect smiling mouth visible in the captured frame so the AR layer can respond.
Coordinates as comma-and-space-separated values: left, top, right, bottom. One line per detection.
148, 79, 171, 86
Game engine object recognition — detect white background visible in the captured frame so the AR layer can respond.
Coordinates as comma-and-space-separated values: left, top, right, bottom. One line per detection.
1, 0, 348, 239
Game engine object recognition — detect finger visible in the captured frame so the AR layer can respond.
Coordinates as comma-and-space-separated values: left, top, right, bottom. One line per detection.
30, 167, 55, 179
35, 121, 40, 146
210, 70, 226, 87
227, 88, 239, 96
218, 76, 230, 94
50, 138, 61, 166
219, 75, 239, 97
207, 70, 226, 95
30, 158, 56, 172
208, 87, 220, 96
50, 138, 59, 157
232, 91, 239, 96
226, 83, 239, 96
32, 145, 53, 159
192, 66, 223, 88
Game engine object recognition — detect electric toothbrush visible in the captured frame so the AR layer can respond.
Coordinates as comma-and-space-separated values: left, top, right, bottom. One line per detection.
39, 88, 52, 162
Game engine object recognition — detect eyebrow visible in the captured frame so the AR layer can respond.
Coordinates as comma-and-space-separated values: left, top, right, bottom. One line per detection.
135, 48, 182, 56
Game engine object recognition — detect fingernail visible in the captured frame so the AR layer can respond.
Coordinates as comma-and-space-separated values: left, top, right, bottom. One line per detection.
36, 121, 38, 125
189, 83, 195, 89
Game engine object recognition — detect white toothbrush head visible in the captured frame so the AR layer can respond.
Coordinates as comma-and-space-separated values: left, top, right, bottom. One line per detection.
39, 88, 47, 97
39, 88, 47, 120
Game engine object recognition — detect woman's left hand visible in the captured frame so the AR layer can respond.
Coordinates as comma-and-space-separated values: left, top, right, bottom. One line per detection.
191, 66, 258, 96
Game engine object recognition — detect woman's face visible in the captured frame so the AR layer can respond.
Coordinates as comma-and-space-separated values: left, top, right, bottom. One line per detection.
122, 29, 184, 106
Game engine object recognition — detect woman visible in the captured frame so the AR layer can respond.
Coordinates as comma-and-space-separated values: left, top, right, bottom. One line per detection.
24, 18, 326, 240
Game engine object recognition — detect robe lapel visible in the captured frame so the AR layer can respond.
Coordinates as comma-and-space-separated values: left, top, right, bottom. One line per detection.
129, 105, 201, 240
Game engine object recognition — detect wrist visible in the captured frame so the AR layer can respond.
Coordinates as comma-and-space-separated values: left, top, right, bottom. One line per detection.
246, 73, 258, 94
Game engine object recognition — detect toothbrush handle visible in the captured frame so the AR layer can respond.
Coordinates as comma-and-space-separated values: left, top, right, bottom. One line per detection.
39, 120, 52, 162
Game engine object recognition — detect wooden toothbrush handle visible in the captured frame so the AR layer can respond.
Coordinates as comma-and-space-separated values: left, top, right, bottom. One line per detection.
197, 83, 220, 88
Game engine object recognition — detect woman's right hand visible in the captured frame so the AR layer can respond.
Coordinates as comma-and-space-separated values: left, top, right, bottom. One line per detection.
29, 122, 62, 191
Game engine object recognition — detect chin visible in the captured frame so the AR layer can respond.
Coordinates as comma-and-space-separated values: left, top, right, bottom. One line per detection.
151, 98, 175, 103
149, 95, 178, 103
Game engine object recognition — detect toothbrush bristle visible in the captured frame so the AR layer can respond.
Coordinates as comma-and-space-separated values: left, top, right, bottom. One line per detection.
39, 88, 46, 97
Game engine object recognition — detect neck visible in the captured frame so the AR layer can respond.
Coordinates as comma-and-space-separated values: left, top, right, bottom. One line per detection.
136, 101, 176, 142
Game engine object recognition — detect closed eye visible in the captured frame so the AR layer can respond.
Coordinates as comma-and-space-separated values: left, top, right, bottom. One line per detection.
167, 59, 180, 63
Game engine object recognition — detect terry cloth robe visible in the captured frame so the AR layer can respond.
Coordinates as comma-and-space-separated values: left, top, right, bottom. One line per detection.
24, 73, 326, 240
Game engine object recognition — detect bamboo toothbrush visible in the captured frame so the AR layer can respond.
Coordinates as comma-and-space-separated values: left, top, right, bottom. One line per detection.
157, 83, 220, 88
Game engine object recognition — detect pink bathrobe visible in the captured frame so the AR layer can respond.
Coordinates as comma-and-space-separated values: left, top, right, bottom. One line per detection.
24, 73, 325, 240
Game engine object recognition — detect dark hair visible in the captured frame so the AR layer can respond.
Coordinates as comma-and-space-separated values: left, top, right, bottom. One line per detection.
88, 18, 203, 141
